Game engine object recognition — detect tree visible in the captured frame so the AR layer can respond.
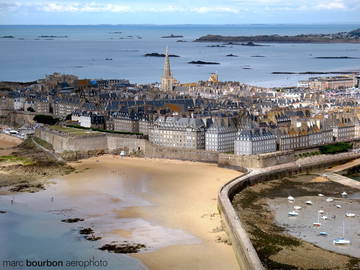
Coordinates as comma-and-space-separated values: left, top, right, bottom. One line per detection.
27, 107, 35, 112
33, 115, 59, 125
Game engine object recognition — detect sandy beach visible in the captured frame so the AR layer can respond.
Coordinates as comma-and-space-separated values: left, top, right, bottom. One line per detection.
0, 134, 22, 155
60, 155, 241, 270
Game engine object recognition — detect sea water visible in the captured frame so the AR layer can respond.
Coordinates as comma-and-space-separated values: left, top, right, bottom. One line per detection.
0, 24, 360, 87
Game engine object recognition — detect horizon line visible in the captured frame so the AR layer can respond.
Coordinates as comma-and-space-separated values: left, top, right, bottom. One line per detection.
1, 23, 360, 26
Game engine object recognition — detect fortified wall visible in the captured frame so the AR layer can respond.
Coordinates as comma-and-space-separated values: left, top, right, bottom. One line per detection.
35, 128, 146, 160
218, 152, 360, 270
35, 127, 295, 168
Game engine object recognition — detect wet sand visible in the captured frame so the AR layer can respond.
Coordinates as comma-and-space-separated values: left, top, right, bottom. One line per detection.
62, 155, 241, 270
269, 195, 360, 258
0, 134, 22, 155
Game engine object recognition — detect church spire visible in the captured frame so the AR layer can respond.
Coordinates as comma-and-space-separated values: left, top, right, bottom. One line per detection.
161, 47, 176, 91
163, 46, 172, 78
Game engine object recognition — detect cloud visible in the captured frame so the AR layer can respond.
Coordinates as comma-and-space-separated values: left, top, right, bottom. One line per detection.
315, 0, 346, 9
0, 1, 241, 14
40, 2, 131, 13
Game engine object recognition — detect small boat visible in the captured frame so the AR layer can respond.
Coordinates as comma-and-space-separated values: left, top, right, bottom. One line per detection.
345, 213, 356, 217
288, 196, 295, 202
288, 211, 299, 217
341, 192, 348, 197
326, 198, 334, 202
313, 212, 321, 227
333, 238, 351, 245
294, 206, 302, 210
336, 205, 342, 208
318, 194, 324, 197
305, 200, 313, 205
333, 221, 351, 245
318, 210, 325, 214
319, 232, 328, 236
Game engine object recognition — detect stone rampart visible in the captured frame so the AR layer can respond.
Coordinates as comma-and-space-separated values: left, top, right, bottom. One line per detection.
218, 151, 294, 169
218, 151, 360, 270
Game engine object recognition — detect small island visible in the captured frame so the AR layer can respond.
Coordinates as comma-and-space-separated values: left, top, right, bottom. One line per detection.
251, 55, 265, 58
194, 28, 360, 43
207, 44, 226, 48
144, 53, 180, 57
241, 41, 266, 46
315, 56, 359, 59
38, 35, 68, 38
188, 61, 220, 65
176, 40, 187, 42
161, 34, 184, 38
226, 54, 238, 57
1, 35, 15, 39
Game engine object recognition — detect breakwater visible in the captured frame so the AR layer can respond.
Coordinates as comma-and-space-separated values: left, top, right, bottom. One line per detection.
218, 152, 360, 270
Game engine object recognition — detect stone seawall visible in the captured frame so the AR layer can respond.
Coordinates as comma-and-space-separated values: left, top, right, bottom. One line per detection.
218, 152, 360, 270
35, 127, 295, 168
218, 151, 294, 169
144, 141, 219, 163
35, 128, 146, 160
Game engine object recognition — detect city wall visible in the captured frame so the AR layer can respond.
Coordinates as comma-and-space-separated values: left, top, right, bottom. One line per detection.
218, 151, 360, 270
218, 151, 294, 169
35, 128, 295, 168
35, 128, 146, 160
0, 110, 37, 127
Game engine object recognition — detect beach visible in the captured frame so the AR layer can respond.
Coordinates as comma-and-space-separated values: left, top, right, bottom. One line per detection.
0, 154, 241, 270
63, 155, 241, 270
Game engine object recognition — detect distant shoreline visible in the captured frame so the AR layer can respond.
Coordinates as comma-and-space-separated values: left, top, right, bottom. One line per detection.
194, 28, 360, 43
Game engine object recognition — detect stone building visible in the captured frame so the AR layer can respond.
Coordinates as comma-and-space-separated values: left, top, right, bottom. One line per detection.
205, 118, 237, 153
149, 116, 205, 149
234, 128, 276, 155
333, 124, 355, 142
113, 112, 140, 133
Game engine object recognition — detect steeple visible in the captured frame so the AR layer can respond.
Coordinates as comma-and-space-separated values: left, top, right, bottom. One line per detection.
163, 46, 172, 78
161, 47, 176, 91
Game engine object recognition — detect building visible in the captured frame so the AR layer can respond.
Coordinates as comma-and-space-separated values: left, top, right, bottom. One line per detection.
113, 112, 139, 133
234, 128, 277, 155
160, 47, 177, 92
149, 116, 205, 149
205, 118, 237, 153
305, 75, 355, 91
333, 124, 355, 142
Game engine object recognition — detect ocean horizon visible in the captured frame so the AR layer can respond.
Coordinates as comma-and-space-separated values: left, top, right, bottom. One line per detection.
1, 24, 360, 87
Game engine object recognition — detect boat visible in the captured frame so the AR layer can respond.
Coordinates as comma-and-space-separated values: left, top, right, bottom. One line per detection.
326, 197, 334, 202
294, 206, 302, 210
305, 200, 313, 205
341, 192, 348, 197
318, 194, 324, 197
288, 196, 295, 202
319, 232, 328, 236
336, 205, 342, 208
345, 213, 356, 217
313, 212, 321, 227
333, 221, 351, 245
288, 211, 299, 217
333, 238, 351, 245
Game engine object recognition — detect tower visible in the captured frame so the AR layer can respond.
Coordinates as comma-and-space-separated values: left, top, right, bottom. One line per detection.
161, 47, 176, 91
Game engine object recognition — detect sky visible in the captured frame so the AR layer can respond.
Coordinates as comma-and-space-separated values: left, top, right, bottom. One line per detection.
0, 0, 360, 25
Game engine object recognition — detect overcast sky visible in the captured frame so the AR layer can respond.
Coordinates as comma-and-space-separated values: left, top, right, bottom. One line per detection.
1, 0, 360, 24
